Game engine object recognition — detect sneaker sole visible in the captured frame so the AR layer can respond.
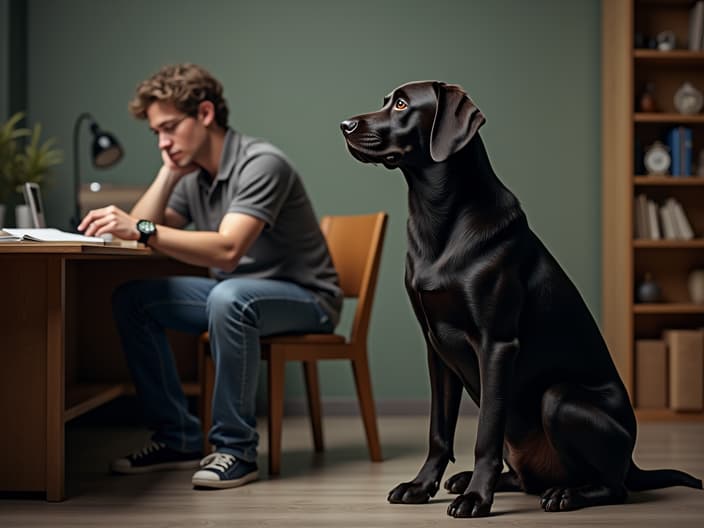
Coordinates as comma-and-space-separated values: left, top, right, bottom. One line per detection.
111, 459, 202, 474
192, 470, 259, 489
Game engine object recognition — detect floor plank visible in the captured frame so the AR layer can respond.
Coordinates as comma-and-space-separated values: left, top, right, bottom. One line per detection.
0, 416, 702, 527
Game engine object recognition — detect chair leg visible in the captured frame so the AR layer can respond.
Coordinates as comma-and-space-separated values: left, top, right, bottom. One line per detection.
351, 352, 383, 462
267, 354, 286, 475
302, 360, 324, 452
199, 339, 214, 455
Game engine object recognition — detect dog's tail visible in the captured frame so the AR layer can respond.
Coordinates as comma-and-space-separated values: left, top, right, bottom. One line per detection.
625, 459, 702, 491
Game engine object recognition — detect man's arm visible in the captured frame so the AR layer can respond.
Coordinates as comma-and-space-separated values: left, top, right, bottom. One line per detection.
130, 165, 191, 228
78, 208, 264, 271
146, 212, 264, 270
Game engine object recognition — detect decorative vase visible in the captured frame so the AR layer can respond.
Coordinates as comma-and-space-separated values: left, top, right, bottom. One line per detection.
639, 82, 658, 112
636, 273, 661, 303
688, 270, 704, 304
673, 82, 704, 115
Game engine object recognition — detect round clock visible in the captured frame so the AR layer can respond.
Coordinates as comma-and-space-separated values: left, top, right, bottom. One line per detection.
643, 141, 670, 175
673, 82, 704, 115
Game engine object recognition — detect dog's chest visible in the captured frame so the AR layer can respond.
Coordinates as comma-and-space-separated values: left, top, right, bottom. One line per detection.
413, 287, 481, 395
408, 254, 470, 293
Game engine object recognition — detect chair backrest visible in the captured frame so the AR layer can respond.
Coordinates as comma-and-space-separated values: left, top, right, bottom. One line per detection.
320, 212, 388, 345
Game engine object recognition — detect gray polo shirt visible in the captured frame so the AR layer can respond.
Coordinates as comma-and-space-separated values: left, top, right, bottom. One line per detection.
167, 129, 342, 325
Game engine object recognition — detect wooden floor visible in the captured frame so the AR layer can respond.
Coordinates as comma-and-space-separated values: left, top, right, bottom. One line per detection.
1, 416, 703, 527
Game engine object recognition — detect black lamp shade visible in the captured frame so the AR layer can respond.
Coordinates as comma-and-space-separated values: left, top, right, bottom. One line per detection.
90, 124, 123, 168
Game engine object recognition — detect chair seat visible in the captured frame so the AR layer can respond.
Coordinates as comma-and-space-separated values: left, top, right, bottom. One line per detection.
261, 333, 346, 345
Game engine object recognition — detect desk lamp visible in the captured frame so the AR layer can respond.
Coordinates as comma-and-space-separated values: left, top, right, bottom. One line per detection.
71, 113, 123, 229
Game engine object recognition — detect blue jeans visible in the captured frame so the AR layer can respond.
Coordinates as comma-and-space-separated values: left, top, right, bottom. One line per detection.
111, 276, 334, 462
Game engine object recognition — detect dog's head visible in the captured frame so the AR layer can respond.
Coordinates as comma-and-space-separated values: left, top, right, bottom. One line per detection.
340, 81, 485, 168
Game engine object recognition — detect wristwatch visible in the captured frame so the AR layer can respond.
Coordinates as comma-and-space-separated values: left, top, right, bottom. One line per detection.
136, 219, 157, 245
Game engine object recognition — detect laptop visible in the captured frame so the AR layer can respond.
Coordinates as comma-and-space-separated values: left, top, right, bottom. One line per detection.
22, 182, 47, 228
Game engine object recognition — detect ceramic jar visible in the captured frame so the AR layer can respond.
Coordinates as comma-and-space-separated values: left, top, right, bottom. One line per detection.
636, 273, 662, 303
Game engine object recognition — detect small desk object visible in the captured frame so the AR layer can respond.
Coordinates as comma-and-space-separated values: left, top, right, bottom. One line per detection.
0, 242, 201, 500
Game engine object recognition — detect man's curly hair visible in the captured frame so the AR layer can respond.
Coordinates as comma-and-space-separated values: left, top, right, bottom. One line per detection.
128, 63, 229, 128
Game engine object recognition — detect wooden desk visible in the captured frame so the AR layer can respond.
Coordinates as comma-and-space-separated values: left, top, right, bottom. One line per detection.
0, 243, 203, 500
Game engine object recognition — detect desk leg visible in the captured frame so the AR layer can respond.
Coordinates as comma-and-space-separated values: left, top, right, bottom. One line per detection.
46, 257, 65, 501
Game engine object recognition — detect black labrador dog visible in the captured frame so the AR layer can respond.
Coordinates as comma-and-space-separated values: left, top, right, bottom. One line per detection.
340, 81, 702, 518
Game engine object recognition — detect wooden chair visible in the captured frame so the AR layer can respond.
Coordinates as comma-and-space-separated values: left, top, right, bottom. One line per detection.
198, 212, 388, 474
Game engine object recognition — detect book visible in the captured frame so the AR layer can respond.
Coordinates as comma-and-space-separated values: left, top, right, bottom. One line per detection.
635, 339, 667, 409
690, 1, 704, 51
683, 127, 693, 176
659, 203, 678, 240
635, 194, 650, 239
0, 228, 105, 244
647, 199, 661, 240
666, 198, 695, 240
667, 127, 693, 177
668, 127, 681, 176
664, 329, 704, 411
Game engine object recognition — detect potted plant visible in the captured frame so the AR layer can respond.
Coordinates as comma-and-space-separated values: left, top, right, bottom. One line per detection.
0, 112, 62, 227
0, 112, 29, 227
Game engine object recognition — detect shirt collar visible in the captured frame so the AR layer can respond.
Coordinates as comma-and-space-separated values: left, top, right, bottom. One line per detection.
197, 128, 241, 191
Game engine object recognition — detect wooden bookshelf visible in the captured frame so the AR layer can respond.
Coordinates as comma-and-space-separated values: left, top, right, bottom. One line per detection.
603, 0, 704, 420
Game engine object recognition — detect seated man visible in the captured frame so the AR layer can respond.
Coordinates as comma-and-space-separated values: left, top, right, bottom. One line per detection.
79, 63, 342, 489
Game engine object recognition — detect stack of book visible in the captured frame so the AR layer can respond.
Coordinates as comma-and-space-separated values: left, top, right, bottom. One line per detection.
636, 329, 704, 411
634, 194, 695, 240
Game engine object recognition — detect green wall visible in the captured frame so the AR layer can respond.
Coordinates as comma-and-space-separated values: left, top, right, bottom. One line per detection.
24, 0, 601, 404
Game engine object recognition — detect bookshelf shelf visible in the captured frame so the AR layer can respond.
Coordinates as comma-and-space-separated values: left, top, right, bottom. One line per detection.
633, 239, 704, 248
603, 0, 704, 420
634, 303, 704, 314
634, 113, 704, 123
633, 49, 704, 62
635, 409, 704, 422
634, 176, 704, 185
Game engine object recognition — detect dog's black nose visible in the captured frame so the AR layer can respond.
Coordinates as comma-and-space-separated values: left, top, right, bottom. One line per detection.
340, 119, 358, 134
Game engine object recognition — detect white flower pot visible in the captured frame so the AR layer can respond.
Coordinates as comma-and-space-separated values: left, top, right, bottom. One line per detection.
15, 204, 33, 228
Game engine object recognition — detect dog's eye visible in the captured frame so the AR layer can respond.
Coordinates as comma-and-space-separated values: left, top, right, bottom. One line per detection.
394, 99, 408, 111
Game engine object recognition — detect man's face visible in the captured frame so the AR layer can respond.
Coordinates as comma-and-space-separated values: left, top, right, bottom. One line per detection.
146, 100, 206, 168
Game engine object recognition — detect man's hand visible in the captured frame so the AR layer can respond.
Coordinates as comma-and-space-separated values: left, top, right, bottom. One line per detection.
78, 205, 140, 240
160, 148, 199, 179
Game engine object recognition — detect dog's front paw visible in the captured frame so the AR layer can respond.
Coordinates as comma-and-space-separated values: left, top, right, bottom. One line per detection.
388, 480, 438, 504
444, 471, 473, 494
447, 492, 492, 518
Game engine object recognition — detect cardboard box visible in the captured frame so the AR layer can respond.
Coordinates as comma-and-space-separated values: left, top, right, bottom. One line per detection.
635, 339, 668, 409
665, 330, 704, 411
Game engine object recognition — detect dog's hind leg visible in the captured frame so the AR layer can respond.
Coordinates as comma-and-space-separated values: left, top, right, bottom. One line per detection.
445, 468, 522, 494
539, 383, 634, 512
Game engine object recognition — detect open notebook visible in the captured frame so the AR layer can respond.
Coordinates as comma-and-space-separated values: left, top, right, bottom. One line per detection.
0, 228, 105, 244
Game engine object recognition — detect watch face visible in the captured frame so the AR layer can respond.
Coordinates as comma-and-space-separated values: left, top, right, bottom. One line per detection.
137, 219, 156, 235
644, 143, 670, 174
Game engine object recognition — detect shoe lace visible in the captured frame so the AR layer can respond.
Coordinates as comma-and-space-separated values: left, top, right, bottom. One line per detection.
131, 440, 165, 460
200, 452, 237, 471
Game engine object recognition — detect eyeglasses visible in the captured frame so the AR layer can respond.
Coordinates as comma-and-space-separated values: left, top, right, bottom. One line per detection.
151, 114, 191, 137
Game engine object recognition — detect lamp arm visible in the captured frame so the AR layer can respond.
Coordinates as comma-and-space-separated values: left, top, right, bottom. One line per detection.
72, 112, 94, 227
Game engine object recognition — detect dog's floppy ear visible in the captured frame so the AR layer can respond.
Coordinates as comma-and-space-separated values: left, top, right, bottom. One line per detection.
430, 82, 485, 162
